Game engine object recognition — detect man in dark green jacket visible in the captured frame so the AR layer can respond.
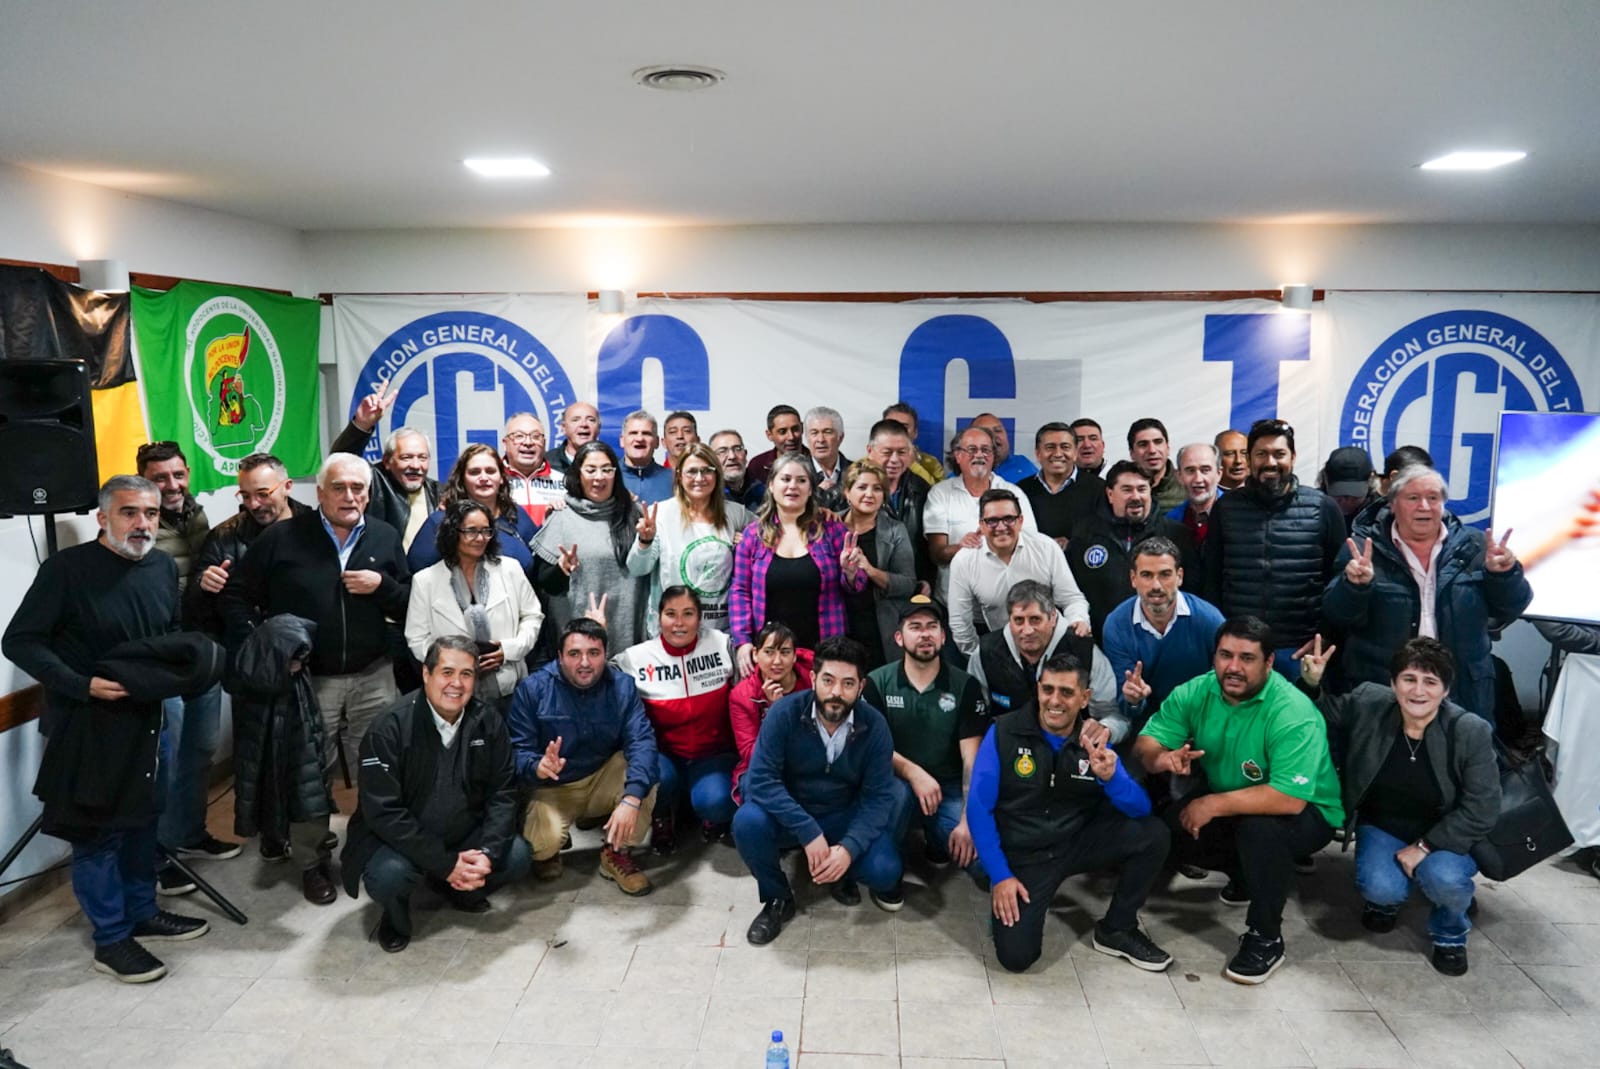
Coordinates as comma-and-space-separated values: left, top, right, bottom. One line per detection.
342, 636, 528, 953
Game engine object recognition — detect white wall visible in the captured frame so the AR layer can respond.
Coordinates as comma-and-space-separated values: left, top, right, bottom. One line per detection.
0, 162, 307, 901
305, 221, 1600, 295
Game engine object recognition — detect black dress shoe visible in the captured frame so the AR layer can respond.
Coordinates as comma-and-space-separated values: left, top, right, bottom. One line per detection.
376, 912, 410, 953
746, 898, 797, 946
1361, 903, 1398, 933
302, 864, 337, 906
449, 894, 492, 914
829, 879, 861, 907
1431, 944, 1468, 976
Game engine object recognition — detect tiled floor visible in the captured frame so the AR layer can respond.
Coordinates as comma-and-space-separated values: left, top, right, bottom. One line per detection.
3, 792, 1600, 1068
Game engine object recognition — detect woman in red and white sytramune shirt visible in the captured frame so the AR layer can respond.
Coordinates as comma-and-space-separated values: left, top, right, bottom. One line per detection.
612, 586, 737, 853
728, 620, 814, 804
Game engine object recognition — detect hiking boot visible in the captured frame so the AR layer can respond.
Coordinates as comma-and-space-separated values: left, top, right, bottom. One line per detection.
650, 815, 676, 856
746, 897, 797, 946
1361, 903, 1398, 933
1093, 923, 1174, 972
1223, 929, 1286, 985
534, 855, 564, 882
93, 938, 166, 984
175, 834, 242, 860
1219, 879, 1250, 907
156, 865, 197, 897
1431, 943, 1469, 977
870, 882, 905, 912
829, 879, 861, 907
131, 910, 209, 942
599, 846, 653, 897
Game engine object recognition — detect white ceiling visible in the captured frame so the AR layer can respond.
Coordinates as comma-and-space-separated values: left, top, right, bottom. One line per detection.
3, 2, 1597, 231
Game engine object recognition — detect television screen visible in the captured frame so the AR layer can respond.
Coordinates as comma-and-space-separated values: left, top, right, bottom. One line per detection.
1490, 410, 1600, 625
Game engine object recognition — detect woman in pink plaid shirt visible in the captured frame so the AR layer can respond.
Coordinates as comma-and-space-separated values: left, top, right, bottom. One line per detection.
730, 453, 868, 674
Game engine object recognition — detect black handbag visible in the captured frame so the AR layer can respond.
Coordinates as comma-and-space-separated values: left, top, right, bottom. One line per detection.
1454, 723, 1574, 882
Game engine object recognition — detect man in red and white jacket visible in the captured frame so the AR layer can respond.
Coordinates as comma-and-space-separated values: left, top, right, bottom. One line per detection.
611, 586, 738, 853
502, 413, 567, 526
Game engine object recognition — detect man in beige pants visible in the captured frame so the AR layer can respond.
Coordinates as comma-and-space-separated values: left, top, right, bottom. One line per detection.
507, 619, 659, 895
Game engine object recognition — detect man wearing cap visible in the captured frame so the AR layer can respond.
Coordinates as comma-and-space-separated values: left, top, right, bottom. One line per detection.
865, 598, 990, 876
1319, 446, 1381, 534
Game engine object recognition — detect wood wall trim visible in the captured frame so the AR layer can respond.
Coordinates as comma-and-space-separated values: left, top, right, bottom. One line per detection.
0, 685, 43, 733
0, 257, 291, 296
633, 290, 1307, 302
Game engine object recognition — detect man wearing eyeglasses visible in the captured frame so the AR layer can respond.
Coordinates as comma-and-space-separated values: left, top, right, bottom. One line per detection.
924, 425, 1036, 603
501, 412, 564, 525
948, 489, 1090, 657
710, 429, 766, 510
135, 442, 240, 888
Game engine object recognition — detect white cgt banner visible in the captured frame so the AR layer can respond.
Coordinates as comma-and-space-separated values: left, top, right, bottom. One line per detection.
334, 292, 1325, 481
1323, 291, 1600, 526
331, 290, 1600, 521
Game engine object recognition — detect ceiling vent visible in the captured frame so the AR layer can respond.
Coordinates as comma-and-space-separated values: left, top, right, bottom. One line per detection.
632, 65, 726, 91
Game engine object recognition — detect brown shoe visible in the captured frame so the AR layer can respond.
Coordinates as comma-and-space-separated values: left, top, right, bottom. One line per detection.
533, 855, 564, 882
599, 846, 653, 897
302, 863, 337, 905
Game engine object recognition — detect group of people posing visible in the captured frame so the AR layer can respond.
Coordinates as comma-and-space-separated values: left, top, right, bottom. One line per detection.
2, 387, 1532, 990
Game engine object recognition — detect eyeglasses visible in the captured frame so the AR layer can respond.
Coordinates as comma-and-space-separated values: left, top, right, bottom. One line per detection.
680, 467, 717, 480
712, 445, 747, 457
581, 466, 618, 477
505, 431, 544, 444
236, 482, 284, 503
459, 527, 495, 539
959, 447, 994, 458
981, 514, 1022, 529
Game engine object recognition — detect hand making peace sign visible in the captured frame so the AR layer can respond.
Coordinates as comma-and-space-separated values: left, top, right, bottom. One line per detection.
1342, 536, 1375, 586
354, 377, 399, 431
1291, 633, 1338, 689
557, 542, 581, 577
1122, 660, 1152, 706
1483, 527, 1517, 573
636, 502, 658, 544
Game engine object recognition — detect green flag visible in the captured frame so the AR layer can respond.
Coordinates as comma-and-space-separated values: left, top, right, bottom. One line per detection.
132, 281, 321, 493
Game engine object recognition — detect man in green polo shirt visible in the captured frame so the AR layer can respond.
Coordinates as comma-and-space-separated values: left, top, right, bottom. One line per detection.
1134, 615, 1343, 986
864, 598, 990, 883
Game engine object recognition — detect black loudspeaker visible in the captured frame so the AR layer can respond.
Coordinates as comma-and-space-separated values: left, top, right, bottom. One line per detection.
0, 360, 99, 515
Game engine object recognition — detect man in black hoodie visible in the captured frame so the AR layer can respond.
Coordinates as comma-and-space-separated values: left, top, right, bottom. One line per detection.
223, 452, 410, 904
1065, 462, 1198, 639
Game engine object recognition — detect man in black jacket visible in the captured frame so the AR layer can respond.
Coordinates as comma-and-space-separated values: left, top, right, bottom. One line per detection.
867, 418, 934, 590
3, 476, 209, 983
1202, 419, 1345, 677
1065, 462, 1199, 639
341, 637, 529, 953
330, 378, 440, 551
222, 453, 411, 904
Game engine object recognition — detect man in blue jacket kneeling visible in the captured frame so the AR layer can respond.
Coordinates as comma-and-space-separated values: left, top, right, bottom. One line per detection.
735, 636, 906, 945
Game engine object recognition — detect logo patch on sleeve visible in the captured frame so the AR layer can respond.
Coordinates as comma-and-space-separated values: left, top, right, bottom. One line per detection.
1241, 759, 1264, 782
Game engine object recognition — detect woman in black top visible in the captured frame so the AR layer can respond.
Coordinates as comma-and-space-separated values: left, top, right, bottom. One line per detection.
1298, 636, 1499, 977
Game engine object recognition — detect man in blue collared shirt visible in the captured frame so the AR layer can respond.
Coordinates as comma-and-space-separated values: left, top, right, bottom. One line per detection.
223, 453, 411, 904
619, 411, 675, 504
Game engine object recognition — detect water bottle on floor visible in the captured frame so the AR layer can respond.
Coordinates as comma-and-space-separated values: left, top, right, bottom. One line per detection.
765, 1029, 790, 1068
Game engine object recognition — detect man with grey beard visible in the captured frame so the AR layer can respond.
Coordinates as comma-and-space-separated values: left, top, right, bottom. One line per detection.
4, 476, 210, 983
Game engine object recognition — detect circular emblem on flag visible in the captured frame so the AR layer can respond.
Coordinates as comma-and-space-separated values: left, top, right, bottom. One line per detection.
677, 533, 736, 600
1014, 753, 1036, 778
1338, 310, 1584, 525
938, 692, 957, 713
1084, 545, 1109, 569
183, 296, 287, 478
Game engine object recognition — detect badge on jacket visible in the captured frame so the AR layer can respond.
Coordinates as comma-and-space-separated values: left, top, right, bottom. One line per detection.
1014, 751, 1036, 778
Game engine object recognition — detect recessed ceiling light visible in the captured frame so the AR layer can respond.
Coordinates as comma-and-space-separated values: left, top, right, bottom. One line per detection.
463, 157, 551, 178
1419, 150, 1527, 171
632, 64, 726, 91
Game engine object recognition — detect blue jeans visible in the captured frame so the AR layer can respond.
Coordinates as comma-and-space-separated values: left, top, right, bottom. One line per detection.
1355, 822, 1477, 947
71, 819, 159, 946
891, 778, 988, 883
362, 838, 533, 935
158, 684, 223, 849
657, 752, 737, 825
733, 801, 904, 903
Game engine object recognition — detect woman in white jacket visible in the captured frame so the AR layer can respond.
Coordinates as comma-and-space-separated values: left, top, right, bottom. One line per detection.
627, 442, 752, 636
406, 501, 543, 712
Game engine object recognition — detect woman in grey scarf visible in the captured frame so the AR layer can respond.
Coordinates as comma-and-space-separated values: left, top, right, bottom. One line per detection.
531, 441, 650, 649
406, 501, 544, 711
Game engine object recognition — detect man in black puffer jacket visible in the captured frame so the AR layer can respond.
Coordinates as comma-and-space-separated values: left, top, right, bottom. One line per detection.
1202, 420, 1344, 676
1065, 462, 1198, 640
